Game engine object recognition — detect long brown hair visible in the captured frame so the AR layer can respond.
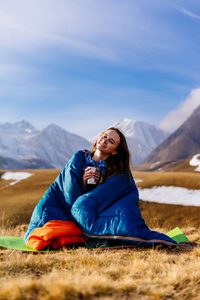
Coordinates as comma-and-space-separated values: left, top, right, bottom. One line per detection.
90, 127, 131, 180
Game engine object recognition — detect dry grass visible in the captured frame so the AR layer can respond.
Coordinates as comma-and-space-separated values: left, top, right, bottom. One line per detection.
132, 171, 200, 229
1, 169, 200, 228
0, 169, 61, 226
0, 169, 200, 299
132, 171, 200, 190
0, 225, 200, 300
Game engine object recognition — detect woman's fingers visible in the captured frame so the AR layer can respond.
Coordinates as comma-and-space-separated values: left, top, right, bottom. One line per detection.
84, 168, 100, 179
84, 171, 99, 180
92, 171, 100, 180
83, 167, 101, 187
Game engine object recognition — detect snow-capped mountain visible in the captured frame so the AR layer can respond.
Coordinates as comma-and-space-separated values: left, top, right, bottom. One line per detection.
0, 120, 91, 169
0, 118, 169, 169
28, 124, 91, 168
89, 118, 169, 165
0, 120, 39, 160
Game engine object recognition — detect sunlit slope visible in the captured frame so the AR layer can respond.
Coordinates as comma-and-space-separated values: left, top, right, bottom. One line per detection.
0, 169, 61, 226
132, 171, 200, 189
0, 169, 200, 229
143, 105, 200, 164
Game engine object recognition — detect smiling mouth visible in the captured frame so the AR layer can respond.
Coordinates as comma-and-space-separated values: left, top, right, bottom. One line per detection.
99, 142, 106, 148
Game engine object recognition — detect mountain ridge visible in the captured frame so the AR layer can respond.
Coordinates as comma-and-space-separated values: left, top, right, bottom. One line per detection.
0, 121, 91, 169
0, 118, 170, 169
143, 105, 200, 164
4, 109, 199, 170
109, 118, 169, 165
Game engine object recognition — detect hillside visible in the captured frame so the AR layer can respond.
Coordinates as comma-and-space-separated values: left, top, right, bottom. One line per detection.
1, 170, 200, 299
1, 169, 200, 229
133, 152, 200, 173
1, 169, 200, 299
144, 105, 200, 164
0, 169, 61, 226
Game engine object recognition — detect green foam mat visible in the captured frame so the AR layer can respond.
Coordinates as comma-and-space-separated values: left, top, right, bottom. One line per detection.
0, 227, 189, 252
166, 227, 189, 243
0, 236, 60, 252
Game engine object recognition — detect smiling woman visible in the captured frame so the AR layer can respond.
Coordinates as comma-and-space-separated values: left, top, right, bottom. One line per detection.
24, 126, 177, 251
96, 130, 120, 157
85, 127, 131, 183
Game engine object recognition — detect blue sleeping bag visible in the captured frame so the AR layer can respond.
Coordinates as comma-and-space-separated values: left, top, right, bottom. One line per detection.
24, 150, 177, 247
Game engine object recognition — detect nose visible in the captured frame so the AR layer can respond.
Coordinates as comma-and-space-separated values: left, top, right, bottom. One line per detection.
102, 136, 108, 143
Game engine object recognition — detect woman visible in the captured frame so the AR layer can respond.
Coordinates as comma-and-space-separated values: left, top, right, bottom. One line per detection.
83, 127, 130, 188
24, 127, 177, 250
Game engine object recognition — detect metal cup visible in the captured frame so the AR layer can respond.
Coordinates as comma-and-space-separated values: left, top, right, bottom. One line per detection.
87, 167, 99, 185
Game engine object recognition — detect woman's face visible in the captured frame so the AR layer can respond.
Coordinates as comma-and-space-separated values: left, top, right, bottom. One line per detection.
96, 129, 120, 156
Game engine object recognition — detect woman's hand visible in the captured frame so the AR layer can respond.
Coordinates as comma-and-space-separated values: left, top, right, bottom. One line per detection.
83, 167, 101, 188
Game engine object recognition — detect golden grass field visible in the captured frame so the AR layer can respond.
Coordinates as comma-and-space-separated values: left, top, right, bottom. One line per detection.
0, 225, 200, 300
0, 168, 200, 299
1, 168, 200, 229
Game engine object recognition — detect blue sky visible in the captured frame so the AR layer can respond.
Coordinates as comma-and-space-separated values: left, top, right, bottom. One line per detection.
0, 0, 200, 139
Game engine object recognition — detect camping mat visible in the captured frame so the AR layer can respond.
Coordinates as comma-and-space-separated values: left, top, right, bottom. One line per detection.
0, 227, 189, 252
0, 236, 60, 253
0, 236, 135, 252
166, 227, 190, 243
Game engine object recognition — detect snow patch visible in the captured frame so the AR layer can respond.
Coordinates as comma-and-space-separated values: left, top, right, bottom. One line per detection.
139, 186, 200, 207
1, 172, 34, 186
113, 118, 137, 137
25, 128, 32, 133
189, 153, 200, 172
135, 178, 143, 183
150, 161, 160, 169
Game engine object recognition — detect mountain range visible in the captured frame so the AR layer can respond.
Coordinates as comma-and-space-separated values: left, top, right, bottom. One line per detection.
1, 105, 199, 170
0, 120, 91, 169
90, 119, 169, 165
112, 119, 169, 165
0, 119, 168, 169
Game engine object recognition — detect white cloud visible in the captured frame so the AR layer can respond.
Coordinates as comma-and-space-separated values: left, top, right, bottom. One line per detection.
158, 88, 200, 132
180, 8, 200, 20
174, 5, 200, 21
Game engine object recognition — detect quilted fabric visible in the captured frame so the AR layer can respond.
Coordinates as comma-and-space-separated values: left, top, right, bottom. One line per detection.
24, 150, 177, 248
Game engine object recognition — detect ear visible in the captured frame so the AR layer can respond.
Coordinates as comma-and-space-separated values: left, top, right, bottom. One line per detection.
111, 150, 118, 155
